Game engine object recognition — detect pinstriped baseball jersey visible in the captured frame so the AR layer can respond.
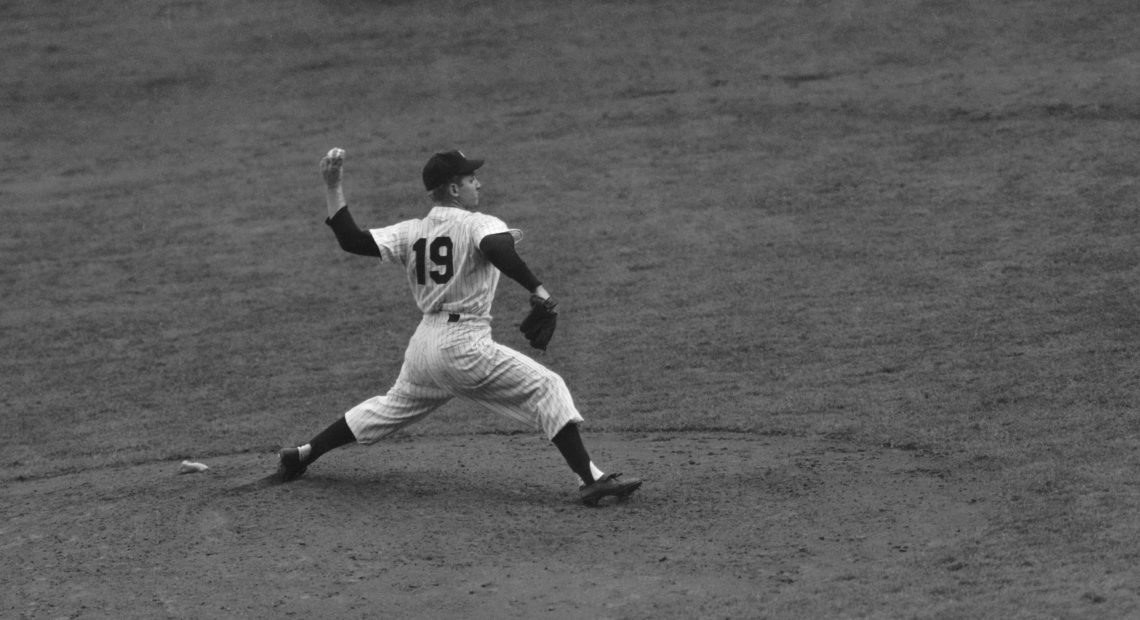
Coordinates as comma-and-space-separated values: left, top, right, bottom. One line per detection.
342, 204, 585, 444
369, 206, 522, 320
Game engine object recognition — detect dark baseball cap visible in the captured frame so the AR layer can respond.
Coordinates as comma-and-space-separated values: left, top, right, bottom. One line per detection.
422, 150, 484, 190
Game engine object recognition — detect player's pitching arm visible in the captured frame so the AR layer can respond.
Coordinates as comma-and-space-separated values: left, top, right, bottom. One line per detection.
320, 147, 381, 257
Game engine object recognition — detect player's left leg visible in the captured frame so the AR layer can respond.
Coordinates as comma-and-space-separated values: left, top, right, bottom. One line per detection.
443, 337, 642, 502
550, 420, 642, 506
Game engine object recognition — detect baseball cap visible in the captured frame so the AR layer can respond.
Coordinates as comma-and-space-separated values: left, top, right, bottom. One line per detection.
422, 150, 484, 191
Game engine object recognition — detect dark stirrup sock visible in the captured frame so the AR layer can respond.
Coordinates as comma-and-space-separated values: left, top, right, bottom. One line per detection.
308, 416, 356, 463
552, 423, 594, 484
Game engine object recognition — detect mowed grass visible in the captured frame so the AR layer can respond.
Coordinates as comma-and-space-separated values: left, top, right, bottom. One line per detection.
4, 0, 1140, 613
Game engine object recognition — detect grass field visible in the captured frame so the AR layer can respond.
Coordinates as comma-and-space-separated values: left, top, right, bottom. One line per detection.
5, 1, 1140, 618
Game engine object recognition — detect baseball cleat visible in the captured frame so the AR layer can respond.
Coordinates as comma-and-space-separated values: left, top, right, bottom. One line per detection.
579, 473, 642, 506
276, 447, 308, 482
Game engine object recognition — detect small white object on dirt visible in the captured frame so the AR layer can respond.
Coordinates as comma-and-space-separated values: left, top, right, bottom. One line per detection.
179, 460, 209, 474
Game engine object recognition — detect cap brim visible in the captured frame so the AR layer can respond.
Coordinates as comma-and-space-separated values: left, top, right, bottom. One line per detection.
461, 158, 484, 174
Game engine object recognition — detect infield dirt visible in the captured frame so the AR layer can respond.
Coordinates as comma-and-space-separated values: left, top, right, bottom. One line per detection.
4, 1, 1140, 618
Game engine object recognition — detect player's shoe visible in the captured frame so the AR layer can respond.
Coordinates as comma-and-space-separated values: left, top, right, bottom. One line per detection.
276, 447, 308, 482
579, 473, 642, 506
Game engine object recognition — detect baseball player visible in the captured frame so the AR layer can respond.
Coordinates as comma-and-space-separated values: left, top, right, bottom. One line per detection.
275, 147, 642, 506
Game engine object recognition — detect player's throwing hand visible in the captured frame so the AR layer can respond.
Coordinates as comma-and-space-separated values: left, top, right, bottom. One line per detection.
321, 148, 345, 188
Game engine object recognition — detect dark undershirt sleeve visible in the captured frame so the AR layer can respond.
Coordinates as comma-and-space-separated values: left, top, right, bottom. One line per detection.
325, 206, 381, 257
479, 232, 542, 292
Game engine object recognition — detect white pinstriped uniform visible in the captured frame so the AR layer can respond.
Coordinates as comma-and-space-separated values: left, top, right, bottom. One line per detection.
342, 206, 585, 442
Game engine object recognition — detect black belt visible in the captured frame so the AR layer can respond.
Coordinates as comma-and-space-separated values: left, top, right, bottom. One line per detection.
447, 313, 460, 323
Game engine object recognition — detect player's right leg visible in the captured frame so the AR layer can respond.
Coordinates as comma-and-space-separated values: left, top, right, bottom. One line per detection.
277, 416, 354, 482
277, 373, 451, 482
342, 385, 451, 444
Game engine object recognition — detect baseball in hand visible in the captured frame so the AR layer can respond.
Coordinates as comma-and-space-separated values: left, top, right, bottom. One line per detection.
322, 147, 346, 187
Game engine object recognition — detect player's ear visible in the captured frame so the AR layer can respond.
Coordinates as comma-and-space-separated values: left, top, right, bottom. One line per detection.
447, 181, 460, 197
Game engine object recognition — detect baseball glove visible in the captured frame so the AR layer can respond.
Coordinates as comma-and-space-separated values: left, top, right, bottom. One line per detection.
519, 294, 558, 351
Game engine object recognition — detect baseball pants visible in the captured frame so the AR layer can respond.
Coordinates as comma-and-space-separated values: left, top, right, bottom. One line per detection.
344, 312, 585, 443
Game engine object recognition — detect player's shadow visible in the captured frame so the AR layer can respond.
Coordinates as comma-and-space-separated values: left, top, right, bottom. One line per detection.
320, 468, 572, 507
223, 466, 579, 509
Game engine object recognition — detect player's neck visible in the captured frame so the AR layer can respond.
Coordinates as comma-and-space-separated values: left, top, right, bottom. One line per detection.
434, 199, 471, 211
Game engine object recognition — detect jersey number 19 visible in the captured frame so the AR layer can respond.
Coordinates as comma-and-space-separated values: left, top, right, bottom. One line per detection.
412, 237, 454, 284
